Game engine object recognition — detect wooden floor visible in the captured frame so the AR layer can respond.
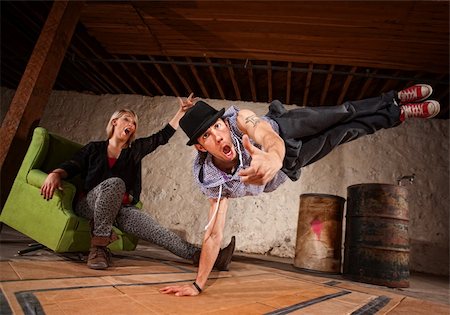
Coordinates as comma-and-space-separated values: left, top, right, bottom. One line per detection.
1, 227, 449, 315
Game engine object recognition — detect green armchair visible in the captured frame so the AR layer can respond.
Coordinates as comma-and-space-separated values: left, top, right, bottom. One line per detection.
1, 127, 139, 253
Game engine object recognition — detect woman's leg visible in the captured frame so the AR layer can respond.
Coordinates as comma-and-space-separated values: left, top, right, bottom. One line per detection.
74, 177, 125, 269
116, 206, 199, 260
75, 177, 124, 237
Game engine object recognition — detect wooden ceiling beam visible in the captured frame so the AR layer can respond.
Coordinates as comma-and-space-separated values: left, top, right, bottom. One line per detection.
112, 54, 151, 95
206, 57, 225, 99
1, 1, 84, 167
227, 59, 241, 101
0, 54, 25, 79
286, 62, 292, 105
76, 35, 136, 93
0, 60, 21, 86
133, 5, 165, 54
404, 73, 425, 90
8, 1, 45, 41
357, 69, 378, 100
53, 77, 69, 91
1, 75, 16, 88
247, 60, 257, 102
337, 66, 357, 104
65, 47, 112, 94
380, 71, 401, 93
54, 61, 84, 92
149, 56, 180, 97
303, 63, 313, 107
71, 45, 122, 93
168, 56, 192, 96
71, 21, 150, 94
186, 57, 209, 99
131, 56, 164, 95
320, 65, 335, 106
267, 61, 272, 102
2, 12, 37, 45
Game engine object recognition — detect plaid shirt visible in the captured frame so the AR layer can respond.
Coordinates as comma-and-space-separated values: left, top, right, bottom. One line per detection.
193, 106, 288, 199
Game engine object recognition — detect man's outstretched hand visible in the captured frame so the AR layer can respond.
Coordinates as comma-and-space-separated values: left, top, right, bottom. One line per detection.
159, 284, 200, 297
238, 134, 282, 185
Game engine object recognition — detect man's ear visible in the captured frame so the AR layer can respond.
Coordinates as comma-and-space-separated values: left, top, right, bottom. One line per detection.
194, 143, 207, 152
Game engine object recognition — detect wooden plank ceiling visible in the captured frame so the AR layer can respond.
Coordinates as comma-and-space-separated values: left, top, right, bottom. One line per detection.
1, 1, 449, 118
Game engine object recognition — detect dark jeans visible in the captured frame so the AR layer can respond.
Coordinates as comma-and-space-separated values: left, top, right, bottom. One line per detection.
266, 91, 401, 181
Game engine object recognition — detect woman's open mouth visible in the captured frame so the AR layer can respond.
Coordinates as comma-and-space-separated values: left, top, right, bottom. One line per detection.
124, 128, 130, 135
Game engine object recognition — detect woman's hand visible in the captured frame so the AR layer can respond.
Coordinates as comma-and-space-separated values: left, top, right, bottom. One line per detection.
179, 92, 196, 112
169, 93, 198, 129
40, 172, 63, 200
159, 283, 200, 297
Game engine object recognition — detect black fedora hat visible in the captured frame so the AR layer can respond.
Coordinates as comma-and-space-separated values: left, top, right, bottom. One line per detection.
180, 101, 225, 146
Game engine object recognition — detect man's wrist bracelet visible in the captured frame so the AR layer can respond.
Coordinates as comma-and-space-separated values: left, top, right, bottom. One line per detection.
192, 281, 202, 293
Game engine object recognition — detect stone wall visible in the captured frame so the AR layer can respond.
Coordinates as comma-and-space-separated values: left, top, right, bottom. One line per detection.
1, 87, 448, 275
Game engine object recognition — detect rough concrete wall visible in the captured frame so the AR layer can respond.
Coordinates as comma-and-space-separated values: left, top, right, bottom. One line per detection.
1, 87, 448, 276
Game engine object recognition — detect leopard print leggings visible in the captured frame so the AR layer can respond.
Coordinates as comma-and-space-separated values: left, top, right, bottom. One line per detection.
74, 177, 199, 260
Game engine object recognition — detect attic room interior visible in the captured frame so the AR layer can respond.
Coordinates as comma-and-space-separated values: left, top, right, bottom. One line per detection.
0, 1, 449, 314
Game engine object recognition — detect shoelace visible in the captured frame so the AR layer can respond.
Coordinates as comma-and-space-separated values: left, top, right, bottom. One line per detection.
402, 103, 425, 119
400, 88, 419, 103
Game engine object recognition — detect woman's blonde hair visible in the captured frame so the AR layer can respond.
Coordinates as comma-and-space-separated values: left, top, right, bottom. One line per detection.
106, 109, 139, 146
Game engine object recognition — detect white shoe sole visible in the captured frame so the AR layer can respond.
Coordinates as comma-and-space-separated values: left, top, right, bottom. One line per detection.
426, 100, 440, 119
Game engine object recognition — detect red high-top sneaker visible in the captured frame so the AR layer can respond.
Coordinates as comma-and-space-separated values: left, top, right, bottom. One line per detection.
400, 100, 440, 121
398, 84, 433, 105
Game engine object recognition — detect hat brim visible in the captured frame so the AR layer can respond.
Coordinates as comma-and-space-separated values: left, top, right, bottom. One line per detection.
186, 108, 225, 146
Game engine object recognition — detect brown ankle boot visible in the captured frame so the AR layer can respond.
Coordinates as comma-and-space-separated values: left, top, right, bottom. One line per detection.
192, 236, 236, 271
87, 236, 113, 270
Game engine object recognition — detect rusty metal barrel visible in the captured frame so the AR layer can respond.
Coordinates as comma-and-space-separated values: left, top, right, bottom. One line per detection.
294, 193, 346, 274
343, 184, 410, 288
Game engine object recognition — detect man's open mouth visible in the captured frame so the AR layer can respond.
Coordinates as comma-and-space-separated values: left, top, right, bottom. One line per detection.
223, 145, 233, 158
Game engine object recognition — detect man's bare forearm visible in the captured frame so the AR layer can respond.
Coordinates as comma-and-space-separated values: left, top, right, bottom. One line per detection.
238, 109, 285, 161
195, 198, 228, 290
259, 129, 285, 162
195, 233, 222, 288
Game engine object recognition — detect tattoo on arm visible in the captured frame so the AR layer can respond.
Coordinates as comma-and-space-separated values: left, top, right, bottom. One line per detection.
244, 115, 260, 128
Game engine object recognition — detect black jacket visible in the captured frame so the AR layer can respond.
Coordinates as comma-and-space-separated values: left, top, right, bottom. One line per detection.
59, 124, 176, 204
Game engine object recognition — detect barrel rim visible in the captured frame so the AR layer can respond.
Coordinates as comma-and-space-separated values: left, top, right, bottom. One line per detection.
347, 183, 406, 189
300, 193, 346, 201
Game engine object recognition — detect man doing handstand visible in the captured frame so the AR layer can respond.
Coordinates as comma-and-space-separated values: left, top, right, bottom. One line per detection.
159, 84, 440, 296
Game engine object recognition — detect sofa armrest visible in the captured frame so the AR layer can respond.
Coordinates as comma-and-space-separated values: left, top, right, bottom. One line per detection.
27, 169, 77, 212
27, 169, 50, 188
